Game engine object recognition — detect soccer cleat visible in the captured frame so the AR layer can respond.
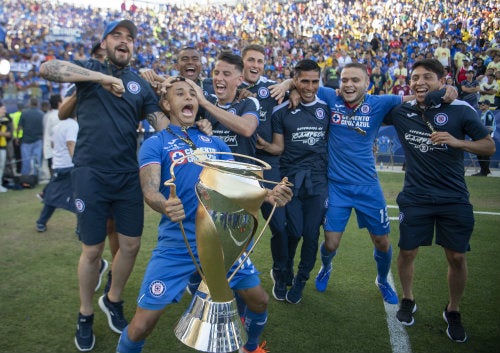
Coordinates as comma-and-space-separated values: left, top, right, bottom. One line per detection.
315, 264, 332, 292
375, 277, 399, 304
36, 223, 47, 232
36, 192, 44, 201
397, 298, 417, 326
74, 313, 95, 352
98, 294, 127, 334
270, 269, 286, 301
95, 258, 109, 292
286, 279, 305, 304
239, 341, 269, 353
443, 305, 468, 343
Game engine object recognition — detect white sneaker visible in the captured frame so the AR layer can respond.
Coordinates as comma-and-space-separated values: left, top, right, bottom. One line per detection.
0, 185, 7, 193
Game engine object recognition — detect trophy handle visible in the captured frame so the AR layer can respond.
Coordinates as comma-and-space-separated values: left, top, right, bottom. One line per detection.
164, 179, 206, 284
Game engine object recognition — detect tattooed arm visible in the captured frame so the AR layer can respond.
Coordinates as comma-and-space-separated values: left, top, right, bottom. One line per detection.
39, 59, 125, 97
140, 163, 185, 222
146, 111, 170, 132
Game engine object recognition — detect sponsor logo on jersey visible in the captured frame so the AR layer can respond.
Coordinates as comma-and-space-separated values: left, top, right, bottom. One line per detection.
291, 109, 301, 115
199, 135, 211, 143
170, 150, 187, 164
149, 280, 166, 297
127, 81, 141, 94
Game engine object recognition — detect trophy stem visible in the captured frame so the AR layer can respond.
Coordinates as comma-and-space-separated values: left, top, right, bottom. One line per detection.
227, 203, 276, 283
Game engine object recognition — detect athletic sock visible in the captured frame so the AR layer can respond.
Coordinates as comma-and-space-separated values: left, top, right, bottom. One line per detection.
116, 326, 145, 353
374, 245, 392, 283
320, 241, 337, 268
242, 310, 267, 352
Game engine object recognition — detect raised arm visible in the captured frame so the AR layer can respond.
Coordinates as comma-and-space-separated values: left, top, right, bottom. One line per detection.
39, 59, 125, 97
186, 79, 258, 137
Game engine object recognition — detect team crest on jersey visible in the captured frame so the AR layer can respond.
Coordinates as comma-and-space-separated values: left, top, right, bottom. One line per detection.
315, 108, 326, 120
228, 108, 237, 115
433, 113, 448, 126
258, 87, 270, 99
127, 81, 141, 94
199, 135, 211, 143
360, 104, 370, 114
75, 199, 85, 213
149, 280, 166, 297
170, 150, 188, 164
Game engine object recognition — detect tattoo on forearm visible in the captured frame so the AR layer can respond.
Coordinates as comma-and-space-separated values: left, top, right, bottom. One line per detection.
42, 60, 92, 82
147, 111, 168, 131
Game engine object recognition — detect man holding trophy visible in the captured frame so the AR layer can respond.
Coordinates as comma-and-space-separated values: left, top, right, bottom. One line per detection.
116, 77, 292, 353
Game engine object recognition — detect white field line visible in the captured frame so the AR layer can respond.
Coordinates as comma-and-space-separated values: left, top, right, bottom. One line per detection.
385, 272, 413, 353
385, 205, 499, 353
387, 205, 500, 217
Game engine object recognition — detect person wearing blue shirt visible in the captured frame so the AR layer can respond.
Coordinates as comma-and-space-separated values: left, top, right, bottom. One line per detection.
313, 63, 402, 305
116, 77, 292, 353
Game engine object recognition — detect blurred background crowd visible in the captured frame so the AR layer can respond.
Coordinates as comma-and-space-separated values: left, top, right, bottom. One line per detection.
0, 0, 499, 110
0, 0, 499, 185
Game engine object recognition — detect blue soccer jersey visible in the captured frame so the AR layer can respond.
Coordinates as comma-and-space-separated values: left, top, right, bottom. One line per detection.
139, 126, 232, 248
317, 87, 402, 185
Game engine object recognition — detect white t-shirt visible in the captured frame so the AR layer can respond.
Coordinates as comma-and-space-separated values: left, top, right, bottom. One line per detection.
43, 109, 60, 159
51, 118, 78, 169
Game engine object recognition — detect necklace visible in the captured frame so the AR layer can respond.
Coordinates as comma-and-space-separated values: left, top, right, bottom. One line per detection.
166, 125, 197, 150
416, 105, 436, 134
344, 95, 367, 136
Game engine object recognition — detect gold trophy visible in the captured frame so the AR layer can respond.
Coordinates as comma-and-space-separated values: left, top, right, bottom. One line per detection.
164, 151, 289, 353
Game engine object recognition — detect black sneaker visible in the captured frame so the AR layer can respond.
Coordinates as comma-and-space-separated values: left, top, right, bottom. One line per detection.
98, 294, 127, 334
397, 298, 417, 326
270, 269, 286, 301
75, 313, 95, 352
36, 222, 47, 232
95, 259, 109, 292
443, 306, 468, 343
286, 279, 306, 304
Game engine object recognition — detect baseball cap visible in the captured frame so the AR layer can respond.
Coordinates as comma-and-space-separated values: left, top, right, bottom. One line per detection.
102, 19, 137, 41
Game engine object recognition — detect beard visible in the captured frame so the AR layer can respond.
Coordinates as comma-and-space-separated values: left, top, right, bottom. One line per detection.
106, 48, 132, 68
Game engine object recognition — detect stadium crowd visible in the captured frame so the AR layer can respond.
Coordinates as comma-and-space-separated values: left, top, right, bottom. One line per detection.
0, 0, 499, 108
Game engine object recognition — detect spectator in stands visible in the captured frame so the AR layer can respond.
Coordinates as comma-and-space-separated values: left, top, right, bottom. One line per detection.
472, 99, 496, 176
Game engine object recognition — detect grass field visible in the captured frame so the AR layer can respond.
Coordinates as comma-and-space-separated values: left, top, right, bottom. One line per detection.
1, 171, 499, 353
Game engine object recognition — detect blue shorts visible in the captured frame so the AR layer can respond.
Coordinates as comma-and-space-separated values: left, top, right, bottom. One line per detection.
137, 247, 261, 310
324, 181, 390, 236
72, 166, 144, 245
397, 192, 474, 253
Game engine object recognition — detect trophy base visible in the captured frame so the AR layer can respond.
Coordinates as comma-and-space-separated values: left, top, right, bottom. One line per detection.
174, 290, 247, 353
